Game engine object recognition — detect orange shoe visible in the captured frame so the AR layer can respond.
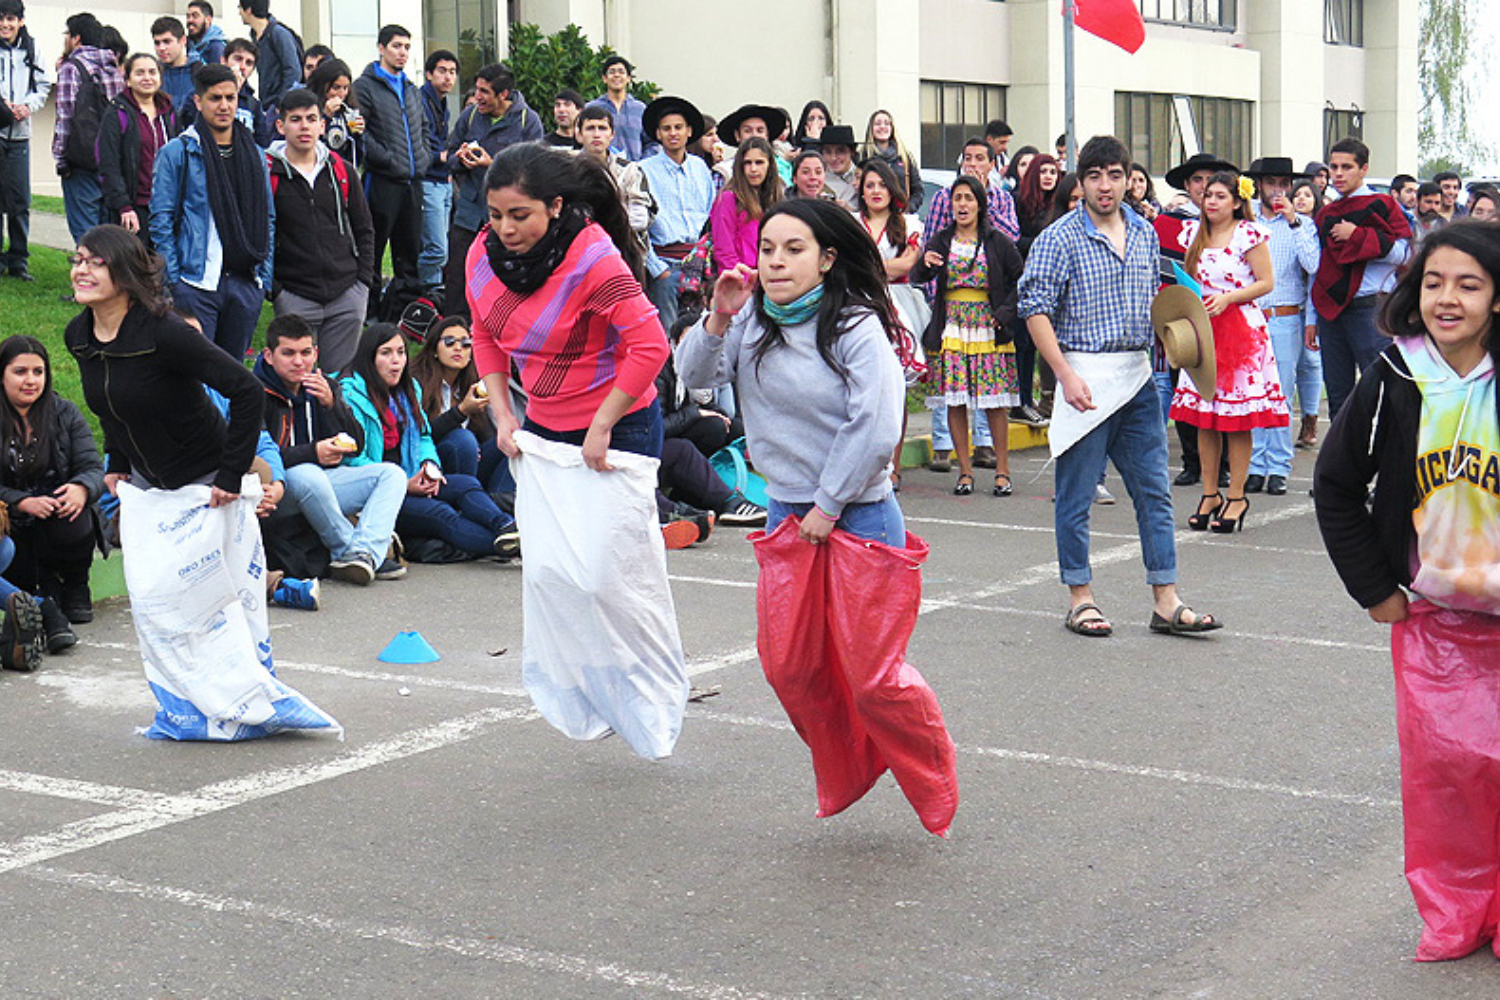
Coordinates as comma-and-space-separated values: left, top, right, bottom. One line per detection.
662, 520, 699, 550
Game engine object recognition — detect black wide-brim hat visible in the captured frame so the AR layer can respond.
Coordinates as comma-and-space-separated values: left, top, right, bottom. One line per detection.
719, 104, 789, 143
1242, 156, 1308, 180
1165, 152, 1239, 190
643, 96, 705, 143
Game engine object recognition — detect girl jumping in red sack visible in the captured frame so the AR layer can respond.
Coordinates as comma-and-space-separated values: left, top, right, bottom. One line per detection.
1316, 221, 1500, 961
677, 198, 958, 835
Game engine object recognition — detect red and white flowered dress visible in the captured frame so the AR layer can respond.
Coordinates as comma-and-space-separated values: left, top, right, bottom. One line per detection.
1169, 219, 1289, 431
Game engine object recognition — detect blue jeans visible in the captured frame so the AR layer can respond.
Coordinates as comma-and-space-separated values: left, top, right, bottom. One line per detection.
1295, 327, 1323, 418
278, 462, 407, 563
61, 169, 103, 244
1317, 298, 1383, 421
418, 178, 452, 289
1152, 370, 1174, 424
1054, 380, 1176, 587
523, 399, 664, 460
767, 493, 906, 546
930, 405, 994, 451
0, 138, 30, 268
0, 536, 20, 600
647, 260, 684, 335
396, 473, 514, 556
172, 274, 264, 358
436, 426, 514, 499
1250, 312, 1304, 478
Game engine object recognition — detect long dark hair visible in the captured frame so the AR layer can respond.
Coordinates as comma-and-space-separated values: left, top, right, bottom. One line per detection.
409, 316, 478, 424
307, 58, 357, 109
1016, 153, 1060, 222
80, 223, 168, 316
749, 198, 901, 380
725, 137, 782, 221
349, 322, 421, 433
485, 142, 643, 281
1381, 221, 1500, 373
949, 174, 990, 235
0, 335, 57, 462
793, 100, 831, 147
1046, 173, 1080, 225
857, 158, 908, 249
1004, 145, 1040, 186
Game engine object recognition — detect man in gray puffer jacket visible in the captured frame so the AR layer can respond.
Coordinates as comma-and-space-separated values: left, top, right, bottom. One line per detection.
351, 23, 430, 310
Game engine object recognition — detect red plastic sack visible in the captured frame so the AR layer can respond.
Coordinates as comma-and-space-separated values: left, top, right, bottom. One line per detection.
751, 517, 958, 837
1392, 600, 1500, 961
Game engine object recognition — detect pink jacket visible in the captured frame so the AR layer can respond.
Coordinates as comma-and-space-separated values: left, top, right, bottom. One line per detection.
710, 189, 760, 273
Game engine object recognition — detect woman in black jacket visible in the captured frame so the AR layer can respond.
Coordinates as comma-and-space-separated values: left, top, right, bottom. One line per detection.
912, 175, 1024, 496
0, 335, 101, 663
97, 53, 180, 249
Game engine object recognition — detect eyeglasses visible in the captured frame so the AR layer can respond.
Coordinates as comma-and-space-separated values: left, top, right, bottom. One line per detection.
68, 253, 106, 270
440, 336, 473, 348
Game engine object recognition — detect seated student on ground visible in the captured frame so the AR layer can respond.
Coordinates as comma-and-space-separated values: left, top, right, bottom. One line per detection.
659, 315, 742, 456
408, 316, 513, 507
255, 314, 408, 585
339, 322, 521, 563
0, 335, 102, 661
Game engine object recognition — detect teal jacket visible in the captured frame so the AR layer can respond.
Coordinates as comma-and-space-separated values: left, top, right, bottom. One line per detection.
338, 374, 439, 475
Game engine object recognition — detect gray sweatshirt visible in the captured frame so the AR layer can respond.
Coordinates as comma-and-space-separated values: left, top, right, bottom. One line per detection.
676, 303, 903, 516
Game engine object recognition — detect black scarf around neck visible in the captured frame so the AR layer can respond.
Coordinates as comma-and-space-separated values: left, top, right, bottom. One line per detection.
198, 121, 270, 276
485, 203, 591, 295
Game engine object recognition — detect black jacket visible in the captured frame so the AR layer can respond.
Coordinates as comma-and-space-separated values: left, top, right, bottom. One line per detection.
64, 304, 262, 492
0, 397, 105, 507
253, 354, 364, 468
910, 224, 1024, 353
352, 62, 431, 181
1312, 343, 1500, 609
267, 147, 375, 302
96, 93, 180, 215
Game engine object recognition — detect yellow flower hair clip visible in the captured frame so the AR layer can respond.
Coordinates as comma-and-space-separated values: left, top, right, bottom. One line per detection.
1237, 175, 1255, 202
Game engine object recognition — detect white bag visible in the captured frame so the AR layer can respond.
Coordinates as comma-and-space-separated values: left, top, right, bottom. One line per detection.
117, 476, 342, 741
511, 430, 689, 760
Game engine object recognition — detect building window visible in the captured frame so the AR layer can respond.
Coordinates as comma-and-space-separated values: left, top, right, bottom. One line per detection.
1323, 107, 1364, 156
1325, 0, 1364, 46
426, 0, 500, 93
1114, 91, 1253, 177
1137, 0, 1235, 30
920, 80, 1007, 171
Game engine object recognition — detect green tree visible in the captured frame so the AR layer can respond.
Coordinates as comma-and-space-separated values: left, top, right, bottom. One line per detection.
505, 23, 659, 130
1419, 0, 1490, 176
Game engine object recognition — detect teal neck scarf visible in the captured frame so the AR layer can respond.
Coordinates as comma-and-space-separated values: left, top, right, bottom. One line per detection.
761, 283, 824, 326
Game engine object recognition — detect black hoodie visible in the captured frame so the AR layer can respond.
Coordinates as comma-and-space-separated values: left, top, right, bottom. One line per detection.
266, 145, 375, 303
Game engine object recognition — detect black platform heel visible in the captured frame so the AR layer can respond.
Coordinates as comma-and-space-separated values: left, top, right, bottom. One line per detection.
1210, 496, 1249, 533
1188, 492, 1223, 531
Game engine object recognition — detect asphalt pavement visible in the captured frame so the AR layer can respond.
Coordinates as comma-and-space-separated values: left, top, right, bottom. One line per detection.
1, 434, 1491, 999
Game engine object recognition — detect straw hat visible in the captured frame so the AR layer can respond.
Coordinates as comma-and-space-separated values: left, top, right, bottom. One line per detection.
1151, 285, 1216, 402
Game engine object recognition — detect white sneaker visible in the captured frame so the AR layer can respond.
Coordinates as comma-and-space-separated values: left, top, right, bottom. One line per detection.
1094, 483, 1116, 505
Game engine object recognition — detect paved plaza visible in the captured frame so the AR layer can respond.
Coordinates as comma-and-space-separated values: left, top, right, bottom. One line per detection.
0, 441, 1491, 999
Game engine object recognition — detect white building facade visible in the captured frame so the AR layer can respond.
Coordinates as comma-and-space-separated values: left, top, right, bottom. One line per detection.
23, 0, 1416, 193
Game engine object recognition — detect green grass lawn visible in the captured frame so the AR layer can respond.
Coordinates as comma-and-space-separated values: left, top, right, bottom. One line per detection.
12, 246, 275, 445
31, 194, 65, 216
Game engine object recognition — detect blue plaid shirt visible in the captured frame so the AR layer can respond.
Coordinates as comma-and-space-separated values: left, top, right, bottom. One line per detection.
922, 182, 1021, 246
1253, 203, 1320, 315
587, 93, 650, 160
1018, 205, 1160, 353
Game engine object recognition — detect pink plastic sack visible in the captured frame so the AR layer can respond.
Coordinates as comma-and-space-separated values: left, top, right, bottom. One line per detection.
1392, 600, 1500, 961
751, 517, 958, 836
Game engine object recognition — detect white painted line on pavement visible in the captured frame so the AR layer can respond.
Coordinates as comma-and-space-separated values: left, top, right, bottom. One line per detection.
0, 769, 202, 813
670, 574, 758, 589
687, 709, 1398, 810
0, 706, 536, 876
906, 515, 1137, 540
26, 866, 807, 1000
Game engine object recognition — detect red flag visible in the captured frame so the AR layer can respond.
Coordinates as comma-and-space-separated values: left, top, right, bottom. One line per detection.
1072, 0, 1146, 54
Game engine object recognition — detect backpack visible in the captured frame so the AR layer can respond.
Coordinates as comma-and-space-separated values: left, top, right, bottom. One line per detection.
62, 56, 109, 171
267, 149, 351, 203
